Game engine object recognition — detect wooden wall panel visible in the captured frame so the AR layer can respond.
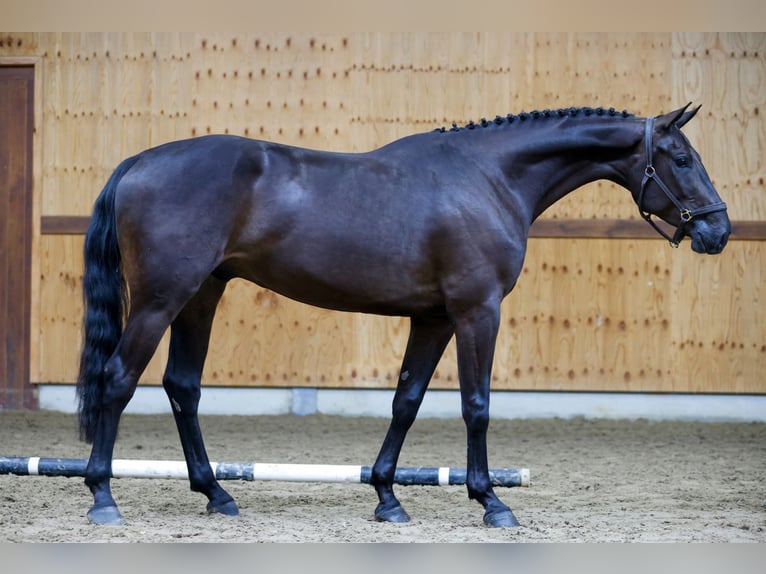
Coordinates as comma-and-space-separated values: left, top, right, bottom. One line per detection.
38, 235, 170, 385
1, 32, 762, 394
481, 239, 764, 394
4, 32, 762, 219
673, 33, 766, 222
37, 236, 765, 394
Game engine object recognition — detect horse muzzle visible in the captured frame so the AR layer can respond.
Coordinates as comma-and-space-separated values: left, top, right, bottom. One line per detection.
686, 214, 731, 254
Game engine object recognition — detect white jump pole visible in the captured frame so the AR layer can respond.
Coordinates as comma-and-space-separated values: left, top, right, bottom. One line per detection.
0, 456, 530, 487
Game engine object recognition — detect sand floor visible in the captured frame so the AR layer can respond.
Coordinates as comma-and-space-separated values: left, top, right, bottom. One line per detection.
1, 410, 765, 542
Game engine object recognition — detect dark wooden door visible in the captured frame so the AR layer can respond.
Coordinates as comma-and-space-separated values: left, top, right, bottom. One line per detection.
0, 66, 36, 409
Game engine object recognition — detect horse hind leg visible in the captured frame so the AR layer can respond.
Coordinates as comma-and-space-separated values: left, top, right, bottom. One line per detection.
160, 276, 238, 516
371, 314, 454, 523
84, 302, 181, 525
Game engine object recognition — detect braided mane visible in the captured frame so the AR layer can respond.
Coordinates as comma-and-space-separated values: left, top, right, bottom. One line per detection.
436, 106, 635, 133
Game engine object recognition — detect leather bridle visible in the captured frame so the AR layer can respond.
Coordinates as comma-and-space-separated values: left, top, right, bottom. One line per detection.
637, 117, 727, 247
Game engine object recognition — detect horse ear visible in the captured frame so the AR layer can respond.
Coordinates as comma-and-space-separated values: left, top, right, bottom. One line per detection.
674, 104, 701, 129
655, 102, 700, 130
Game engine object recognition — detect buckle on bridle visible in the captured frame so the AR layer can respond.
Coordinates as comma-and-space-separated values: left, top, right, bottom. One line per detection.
680, 209, 693, 222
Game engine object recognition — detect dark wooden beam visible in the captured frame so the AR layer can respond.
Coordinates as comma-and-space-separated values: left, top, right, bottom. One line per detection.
529, 219, 766, 240
41, 215, 766, 240
529, 218, 664, 239
728, 221, 766, 241
41, 216, 90, 235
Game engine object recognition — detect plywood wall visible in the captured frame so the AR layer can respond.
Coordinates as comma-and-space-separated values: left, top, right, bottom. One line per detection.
2, 32, 764, 394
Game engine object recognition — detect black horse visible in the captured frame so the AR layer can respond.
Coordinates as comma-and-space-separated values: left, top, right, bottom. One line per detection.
76, 103, 730, 527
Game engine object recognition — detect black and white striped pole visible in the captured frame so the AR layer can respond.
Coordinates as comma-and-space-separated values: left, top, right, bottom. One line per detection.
0, 456, 530, 487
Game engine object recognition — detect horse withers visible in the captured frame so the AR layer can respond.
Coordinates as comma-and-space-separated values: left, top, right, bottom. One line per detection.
76, 103, 730, 527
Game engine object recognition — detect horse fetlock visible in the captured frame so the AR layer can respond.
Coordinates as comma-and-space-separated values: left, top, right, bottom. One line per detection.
466, 480, 494, 502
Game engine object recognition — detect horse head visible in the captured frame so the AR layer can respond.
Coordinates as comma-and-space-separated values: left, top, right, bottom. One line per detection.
633, 103, 731, 254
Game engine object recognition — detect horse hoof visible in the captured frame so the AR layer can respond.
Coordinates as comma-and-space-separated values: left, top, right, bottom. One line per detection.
374, 504, 411, 523
483, 509, 520, 528
207, 499, 240, 517
87, 505, 125, 526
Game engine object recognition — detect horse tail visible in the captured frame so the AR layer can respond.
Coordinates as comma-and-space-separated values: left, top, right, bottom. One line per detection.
76, 154, 141, 443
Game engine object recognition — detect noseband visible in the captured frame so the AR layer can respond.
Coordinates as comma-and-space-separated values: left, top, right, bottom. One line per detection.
638, 117, 727, 247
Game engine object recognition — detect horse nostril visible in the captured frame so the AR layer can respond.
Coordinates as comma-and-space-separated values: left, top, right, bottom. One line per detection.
710, 232, 730, 254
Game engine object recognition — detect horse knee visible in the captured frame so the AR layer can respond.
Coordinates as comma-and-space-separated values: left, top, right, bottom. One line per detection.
466, 479, 494, 503
462, 401, 490, 434
162, 374, 201, 406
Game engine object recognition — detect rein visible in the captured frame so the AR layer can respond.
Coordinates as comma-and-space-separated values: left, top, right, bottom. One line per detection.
637, 117, 727, 247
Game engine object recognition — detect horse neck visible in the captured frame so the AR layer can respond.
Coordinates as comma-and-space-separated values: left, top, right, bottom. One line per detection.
489, 117, 646, 221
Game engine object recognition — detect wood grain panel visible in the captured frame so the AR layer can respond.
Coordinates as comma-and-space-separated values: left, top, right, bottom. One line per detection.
38, 235, 170, 385
1, 32, 757, 221
673, 33, 766, 221
38, 235, 765, 394
2, 32, 762, 394
0, 33, 759, 216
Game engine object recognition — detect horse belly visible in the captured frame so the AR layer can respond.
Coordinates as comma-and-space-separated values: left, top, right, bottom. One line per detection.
226, 231, 443, 316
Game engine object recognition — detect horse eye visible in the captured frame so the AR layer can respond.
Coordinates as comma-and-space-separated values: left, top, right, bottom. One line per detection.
675, 155, 691, 168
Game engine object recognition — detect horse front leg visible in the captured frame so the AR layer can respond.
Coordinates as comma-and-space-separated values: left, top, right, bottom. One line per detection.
371, 314, 454, 522
454, 300, 520, 528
